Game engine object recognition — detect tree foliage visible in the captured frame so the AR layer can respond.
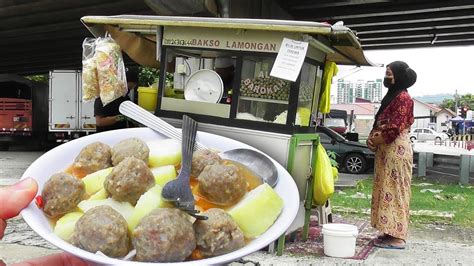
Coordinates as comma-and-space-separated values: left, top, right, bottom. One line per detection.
138, 67, 173, 87
138, 67, 160, 86
440, 98, 456, 112
440, 94, 474, 112
24, 74, 48, 83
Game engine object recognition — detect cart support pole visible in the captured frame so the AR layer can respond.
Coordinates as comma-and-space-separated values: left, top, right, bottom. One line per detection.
276, 134, 320, 255
302, 142, 318, 241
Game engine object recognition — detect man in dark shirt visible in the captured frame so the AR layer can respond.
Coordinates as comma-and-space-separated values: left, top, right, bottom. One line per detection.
94, 95, 130, 132
94, 68, 139, 132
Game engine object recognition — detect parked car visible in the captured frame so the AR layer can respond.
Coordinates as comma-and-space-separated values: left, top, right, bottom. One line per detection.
409, 128, 449, 142
315, 126, 374, 174
324, 117, 347, 135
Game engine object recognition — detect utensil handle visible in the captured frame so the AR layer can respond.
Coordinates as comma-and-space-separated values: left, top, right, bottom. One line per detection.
119, 101, 207, 150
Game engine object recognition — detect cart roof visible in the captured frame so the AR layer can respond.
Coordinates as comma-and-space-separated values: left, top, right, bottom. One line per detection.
81, 15, 378, 67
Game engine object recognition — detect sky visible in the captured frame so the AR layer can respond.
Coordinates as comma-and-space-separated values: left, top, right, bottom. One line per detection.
332, 45, 474, 97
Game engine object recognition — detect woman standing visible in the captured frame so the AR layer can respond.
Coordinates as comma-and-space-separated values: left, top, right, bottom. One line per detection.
367, 61, 417, 249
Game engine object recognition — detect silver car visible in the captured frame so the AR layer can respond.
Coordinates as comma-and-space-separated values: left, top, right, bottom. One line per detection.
409, 128, 449, 142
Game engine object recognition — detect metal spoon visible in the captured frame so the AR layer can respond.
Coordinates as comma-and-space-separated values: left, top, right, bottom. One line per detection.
119, 101, 279, 187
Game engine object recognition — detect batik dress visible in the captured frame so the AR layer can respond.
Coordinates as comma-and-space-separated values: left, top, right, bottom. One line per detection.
371, 91, 414, 240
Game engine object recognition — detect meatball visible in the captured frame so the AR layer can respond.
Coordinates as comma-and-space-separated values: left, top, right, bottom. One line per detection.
72, 142, 112, 175
133, 208, 196, 262
191, 149, 222, 178
104, 157, 154, 205
111, 138, 149, 166
72, 205, 130, 258
194, 208, 245, 257
42, 172, 85, 218
198, 163, 247, 206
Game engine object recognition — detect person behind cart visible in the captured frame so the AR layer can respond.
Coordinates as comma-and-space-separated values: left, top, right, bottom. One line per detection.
94, 67, 138, 132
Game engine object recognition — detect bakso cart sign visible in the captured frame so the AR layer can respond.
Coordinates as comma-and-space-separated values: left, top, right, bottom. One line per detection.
162, 26, 299, 53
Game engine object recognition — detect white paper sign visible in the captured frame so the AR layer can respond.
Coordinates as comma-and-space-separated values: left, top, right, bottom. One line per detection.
270, 38, 309, 82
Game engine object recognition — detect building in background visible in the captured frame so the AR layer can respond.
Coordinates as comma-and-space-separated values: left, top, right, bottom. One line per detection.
412, 99, 456, 132
336, 78, 382, 103
331, 103, 378, 137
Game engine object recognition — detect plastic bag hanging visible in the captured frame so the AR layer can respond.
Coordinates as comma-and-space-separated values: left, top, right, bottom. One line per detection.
313, 144, 335, 205
95, 35, 128, 106
81, 38, 99, 101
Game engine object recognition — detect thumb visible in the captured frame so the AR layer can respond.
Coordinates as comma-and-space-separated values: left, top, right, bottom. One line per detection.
0, 178, 38, 220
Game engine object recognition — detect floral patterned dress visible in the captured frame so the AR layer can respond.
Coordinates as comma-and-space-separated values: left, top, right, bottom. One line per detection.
371, 91, 414, 240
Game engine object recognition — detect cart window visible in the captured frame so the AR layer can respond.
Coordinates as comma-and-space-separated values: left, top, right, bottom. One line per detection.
157, 48, 235, 118
296, 63, 320, 127
236, 56, 291, 123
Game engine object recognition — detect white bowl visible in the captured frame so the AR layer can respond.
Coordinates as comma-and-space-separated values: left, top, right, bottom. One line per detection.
20, 127, 300, 265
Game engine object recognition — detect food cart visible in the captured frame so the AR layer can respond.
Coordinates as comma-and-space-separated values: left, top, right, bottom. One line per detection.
81, 15, 375, 254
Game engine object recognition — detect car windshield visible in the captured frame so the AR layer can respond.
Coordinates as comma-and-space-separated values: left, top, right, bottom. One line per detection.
325, 118, 346, 127
317, 126, 345, 142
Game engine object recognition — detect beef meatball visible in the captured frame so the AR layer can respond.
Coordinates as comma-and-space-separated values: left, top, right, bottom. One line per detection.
104, 157, 154, 205
133, 208, 196, 262
194, 208, 245, 257
72, 142, 112, 175
72, 205, 130, 258
198, 163, 247, 206
191, 149, 222, 178
111, 138, 149, 166
42, 172, 84, 218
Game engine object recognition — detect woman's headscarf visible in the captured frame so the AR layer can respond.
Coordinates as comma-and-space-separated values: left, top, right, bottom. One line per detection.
374, 61, 417, 123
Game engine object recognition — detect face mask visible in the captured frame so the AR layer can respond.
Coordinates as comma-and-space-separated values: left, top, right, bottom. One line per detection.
383, 77, 393, 88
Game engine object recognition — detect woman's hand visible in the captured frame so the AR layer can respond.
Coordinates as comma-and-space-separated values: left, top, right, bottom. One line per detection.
367, 130, 384, 152
371, 131, 385, 146
0, 178, 38, 238
1, 178, 88, 266
367, 137, 377, 152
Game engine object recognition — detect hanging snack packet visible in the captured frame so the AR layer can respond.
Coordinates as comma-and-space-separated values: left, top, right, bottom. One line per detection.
81, 38, 99, 101
95, 36, 128, 106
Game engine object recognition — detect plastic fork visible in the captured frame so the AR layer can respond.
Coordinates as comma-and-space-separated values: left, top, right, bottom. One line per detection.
160, 115, 207, 220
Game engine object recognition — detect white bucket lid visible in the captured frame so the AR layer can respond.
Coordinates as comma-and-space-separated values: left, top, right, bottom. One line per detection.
322, 223, 358, 235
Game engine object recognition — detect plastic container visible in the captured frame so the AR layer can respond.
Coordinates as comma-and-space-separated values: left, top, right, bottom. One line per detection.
322, 223, 358, 258
137, 87, 158, 111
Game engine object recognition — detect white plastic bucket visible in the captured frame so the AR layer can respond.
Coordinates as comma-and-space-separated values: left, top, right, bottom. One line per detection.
322, 223, 359, 258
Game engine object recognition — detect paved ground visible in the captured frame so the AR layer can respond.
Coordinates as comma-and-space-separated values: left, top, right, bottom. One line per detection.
1, 149, 473, 265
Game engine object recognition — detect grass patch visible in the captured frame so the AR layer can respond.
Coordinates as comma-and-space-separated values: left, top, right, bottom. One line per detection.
331, 177, 474, 228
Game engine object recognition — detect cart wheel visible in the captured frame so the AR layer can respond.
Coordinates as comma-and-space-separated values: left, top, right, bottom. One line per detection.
344, 153, 366, 174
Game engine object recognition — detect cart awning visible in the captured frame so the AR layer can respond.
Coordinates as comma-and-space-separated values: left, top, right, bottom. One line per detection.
81, 15, 379, 67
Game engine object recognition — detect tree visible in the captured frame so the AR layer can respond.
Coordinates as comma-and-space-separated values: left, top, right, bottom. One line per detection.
440, 94, 474, 113
459, 94, 474, 110
440, 98, 455, 112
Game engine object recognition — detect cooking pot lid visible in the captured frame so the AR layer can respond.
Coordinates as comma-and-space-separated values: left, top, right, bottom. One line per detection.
184, 69, 223, 103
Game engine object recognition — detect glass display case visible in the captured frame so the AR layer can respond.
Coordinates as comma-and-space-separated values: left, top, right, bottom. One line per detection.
156, 47, 323, 134
158, 48, 237, 119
